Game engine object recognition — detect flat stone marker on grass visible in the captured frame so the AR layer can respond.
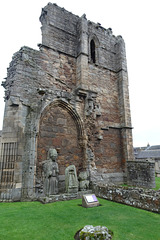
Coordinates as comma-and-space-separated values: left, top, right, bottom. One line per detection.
74, 225, 112, 240
82, 194, 99, 208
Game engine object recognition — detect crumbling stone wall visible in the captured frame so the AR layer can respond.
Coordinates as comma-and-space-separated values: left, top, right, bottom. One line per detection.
93, 184, 160, 213
0, 3, 138, 201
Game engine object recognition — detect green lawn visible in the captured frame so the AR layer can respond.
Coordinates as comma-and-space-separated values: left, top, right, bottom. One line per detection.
155, 177, 160, 190
0, 198, 160, 240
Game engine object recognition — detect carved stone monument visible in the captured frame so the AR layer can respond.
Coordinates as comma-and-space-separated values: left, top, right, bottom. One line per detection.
43, 148, 59, 196
65, 165, 78, 193
78, 171, 90, 191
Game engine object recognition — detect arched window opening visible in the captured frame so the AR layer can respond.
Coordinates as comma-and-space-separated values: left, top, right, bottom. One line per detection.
90, 40, 96, 63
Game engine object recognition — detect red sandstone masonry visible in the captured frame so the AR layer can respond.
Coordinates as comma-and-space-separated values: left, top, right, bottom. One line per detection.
37, 105, 84, 176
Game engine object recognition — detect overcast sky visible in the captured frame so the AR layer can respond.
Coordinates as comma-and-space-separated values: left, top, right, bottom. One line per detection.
0, 0, 160, 147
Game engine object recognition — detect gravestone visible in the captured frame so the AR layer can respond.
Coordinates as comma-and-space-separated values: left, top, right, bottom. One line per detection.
79, 171, 90, 191
65, 165, 78, 193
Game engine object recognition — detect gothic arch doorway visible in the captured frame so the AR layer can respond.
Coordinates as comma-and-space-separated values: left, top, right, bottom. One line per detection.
36, 100, 85, 186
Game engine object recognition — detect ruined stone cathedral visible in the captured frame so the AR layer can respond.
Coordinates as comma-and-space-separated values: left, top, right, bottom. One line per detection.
0, 3, 138, 201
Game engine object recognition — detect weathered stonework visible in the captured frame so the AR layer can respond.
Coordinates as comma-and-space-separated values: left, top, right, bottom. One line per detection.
127, 159, 155, 188
93, 183, 160, 213
0, 3, 154, 201
75, 225, 112, 240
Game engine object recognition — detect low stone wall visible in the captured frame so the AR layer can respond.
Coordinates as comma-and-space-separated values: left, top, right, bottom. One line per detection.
93, 184, 160, 213
38, 190, 92, 204
0, 190, 92, 203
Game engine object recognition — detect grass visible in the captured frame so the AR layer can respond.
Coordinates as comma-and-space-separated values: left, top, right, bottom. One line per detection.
155, 177, 160, 190
0, 198, 160, 240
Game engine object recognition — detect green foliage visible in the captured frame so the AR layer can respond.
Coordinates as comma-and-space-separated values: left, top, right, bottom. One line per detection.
0, 199, 160, 240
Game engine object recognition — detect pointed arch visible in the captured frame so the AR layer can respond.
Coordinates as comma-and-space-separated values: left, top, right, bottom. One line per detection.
90, 39, 96, 63
36, 99, 86, 180
89, 34, 99, 64
40, 99, 85, 141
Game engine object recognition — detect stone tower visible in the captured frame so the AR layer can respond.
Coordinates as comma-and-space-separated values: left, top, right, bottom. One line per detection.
0, 3, 135, 201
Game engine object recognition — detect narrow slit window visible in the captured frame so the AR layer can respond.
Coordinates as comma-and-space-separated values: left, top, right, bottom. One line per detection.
90, 40, 96, 63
